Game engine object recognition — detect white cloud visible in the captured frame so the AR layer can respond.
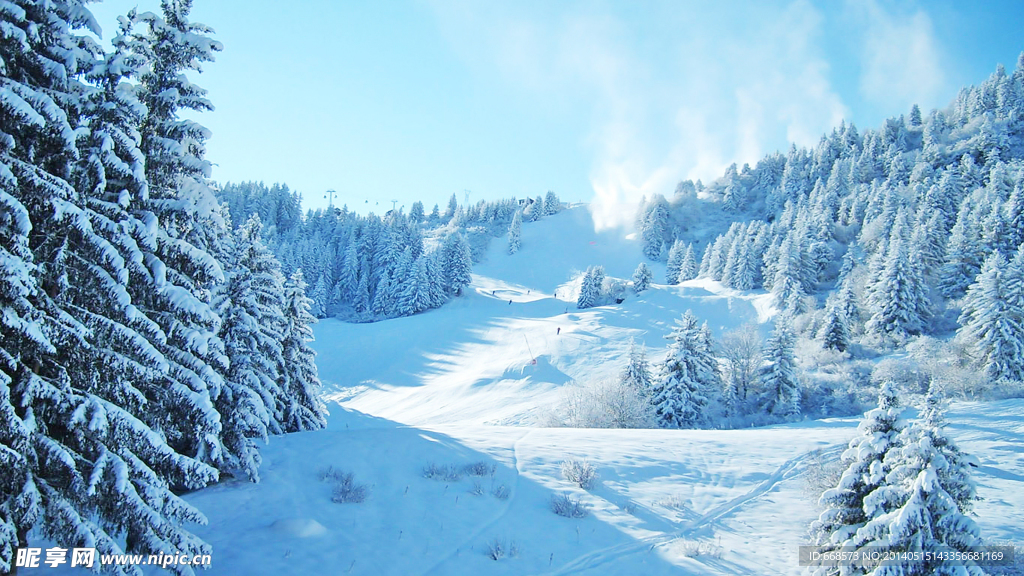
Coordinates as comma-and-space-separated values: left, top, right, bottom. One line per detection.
855, 0, 946, 113
426, 0, 850, 231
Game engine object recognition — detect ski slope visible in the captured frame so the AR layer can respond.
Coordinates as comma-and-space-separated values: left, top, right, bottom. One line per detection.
28, 206, 1024, 575
317, 205, 772, 426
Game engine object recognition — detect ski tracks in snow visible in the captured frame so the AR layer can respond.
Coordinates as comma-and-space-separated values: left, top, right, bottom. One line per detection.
417, 429, 534, 576
528, 445, 837, 576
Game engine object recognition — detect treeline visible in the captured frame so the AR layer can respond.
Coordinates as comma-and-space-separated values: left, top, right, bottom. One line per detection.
1, 2, 323, 573
215, 183, 562, 321
637, 54, 1024, 383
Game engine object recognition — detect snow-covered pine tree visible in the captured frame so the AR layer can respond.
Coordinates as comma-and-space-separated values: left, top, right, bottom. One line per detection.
820, 304, 850, 353
126, 0, 236, 468
544, 190, 561, 215
650, 311, 714, 428
919, 386, 979, 514
810, 383, 906, 571
444, 192, 458, 221
508, 209, 522, 254
279, 270, 327, 433
577, 266, 605, 309
441, 231, 472, 296
938, 202, 985, 299
770, 236, 808, 314
640, 196, 668, 260
665, 240, 685, 284
679, 243, 698, 282
632, 261, 652, 292
760, 319, 800, 417
2, 1, 221, 570
851, 393, 984, 575
865, 215, 930, 338
214, 215, 288, 480
957, 251, 1024, 381
620, 338, 653, 397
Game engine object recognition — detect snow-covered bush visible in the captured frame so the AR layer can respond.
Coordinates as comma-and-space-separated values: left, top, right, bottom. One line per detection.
673, 539, 723, 559
463, 461, 496, 477
485, 537, 519, 560
552, 379, 655, 429
801, 449, 844, 508
550, 494, 590, 518
561, 459, 599, 489
492, 484, 511, 500
320, 467, 369, 504
423, 463, 462, 482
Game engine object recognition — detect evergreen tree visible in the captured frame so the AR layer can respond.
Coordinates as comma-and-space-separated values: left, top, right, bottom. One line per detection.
678, 243, 698, 282
577, 266, 604, 309
640, 197, 668, 260
957, 252, 1024, 381
770, 236, 808, 314
760, 319, 800, 417
544, 190, 561, 215
440, 232, 472, 296
279, 270, 327, 433
632, 262, 652, 293
214, 215, 287, 480
866, 221, 929, 338
2, 2, 221, 569
620, 338, 653, 397
508, 209, 522, 254
811, 383, 905, 567
938, 203, 985, 299
852, 396, 984, 575
665, 240, 685, 284
444, 192, 458, 221
650, 311, 716, 428
821, 304, 850, 353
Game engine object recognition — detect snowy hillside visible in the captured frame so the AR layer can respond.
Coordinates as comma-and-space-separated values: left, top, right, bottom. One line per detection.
317, 206, 771, 426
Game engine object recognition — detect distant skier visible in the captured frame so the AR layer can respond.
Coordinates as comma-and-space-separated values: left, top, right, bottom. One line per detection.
509, 300, 512, 305
557, 327, 561, 335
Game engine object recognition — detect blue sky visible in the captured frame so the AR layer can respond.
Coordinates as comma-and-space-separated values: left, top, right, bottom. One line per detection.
88, 0, 1022, 227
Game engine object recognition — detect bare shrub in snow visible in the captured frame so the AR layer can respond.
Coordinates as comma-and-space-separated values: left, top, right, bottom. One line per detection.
673, 539, 724, 559
462, 461, 496, 477
654, 494, 687, 509
485, 537, 519, 560
550, 493, 590, 518
802, 448, 844, 508
492, 484, 511, 500
422, 463, 462, 482
561, 459, 598, 489
320, 467, 369, 504
468, 480, 484, 496
554, 379, 654, 429
907, 336, 995, 400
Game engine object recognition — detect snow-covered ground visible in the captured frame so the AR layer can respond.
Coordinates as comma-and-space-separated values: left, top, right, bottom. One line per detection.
81, 399, 1020, 576
30, 206, 1024, 575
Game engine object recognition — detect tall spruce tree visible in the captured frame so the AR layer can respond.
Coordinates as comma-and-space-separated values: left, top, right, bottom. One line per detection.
279, 270, 327, 433
760, 319, 800, 417
2, 2, 219, 570
810, 383, 905, 574
957, 251, 1024, 381
650, 311, 717, 428
507, 209, 522, 255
